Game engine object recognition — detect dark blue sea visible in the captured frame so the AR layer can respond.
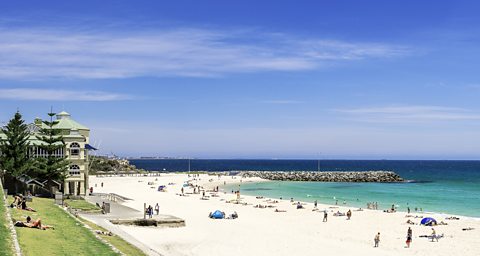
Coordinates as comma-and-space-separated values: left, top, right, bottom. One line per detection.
130, 159, 480, 217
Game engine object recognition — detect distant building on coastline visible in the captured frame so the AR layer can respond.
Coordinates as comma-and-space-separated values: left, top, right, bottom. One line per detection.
0, 111, 96, 196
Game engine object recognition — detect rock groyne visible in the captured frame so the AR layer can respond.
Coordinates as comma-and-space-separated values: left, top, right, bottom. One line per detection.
238, 171, 404, 183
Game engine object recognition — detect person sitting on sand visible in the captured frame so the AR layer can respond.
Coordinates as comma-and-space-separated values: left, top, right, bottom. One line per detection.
446, 216, 460, 220
296, 202, 304, 209
229, 211, 238, 219
406, 219, 416, 225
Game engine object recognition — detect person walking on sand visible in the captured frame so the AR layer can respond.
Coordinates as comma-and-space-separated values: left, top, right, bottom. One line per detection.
406, 227, 412, 248
314, 200, 318, 209
431, 228, 438, 242
155, 203, 160, 215
374, 232, 380, 247
323, 211, 328, 222
347, 209, 352, 220
147, 205, 153, 218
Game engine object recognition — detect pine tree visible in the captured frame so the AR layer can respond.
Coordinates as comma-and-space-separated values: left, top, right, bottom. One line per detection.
35, 111, 69, 185
0, 111, 34, 186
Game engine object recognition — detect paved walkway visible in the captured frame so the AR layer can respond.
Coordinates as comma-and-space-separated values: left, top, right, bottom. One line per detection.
80, 194, 163, 256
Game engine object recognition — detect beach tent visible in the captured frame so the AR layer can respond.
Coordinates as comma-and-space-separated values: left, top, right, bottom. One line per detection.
420, 217, 437, 226
210, 210, 225, 219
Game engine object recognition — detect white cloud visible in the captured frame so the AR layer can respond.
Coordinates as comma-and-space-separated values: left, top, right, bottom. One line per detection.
0, 88, 130, 101
0, 27, 408, 80
336, 105, 480, 122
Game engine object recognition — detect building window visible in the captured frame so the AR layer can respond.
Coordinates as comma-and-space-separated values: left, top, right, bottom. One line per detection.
69, 165, 80, 176
70, 142, 80, 156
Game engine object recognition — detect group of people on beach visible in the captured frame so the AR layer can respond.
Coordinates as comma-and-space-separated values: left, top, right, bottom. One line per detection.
374, 226, 443, 248
367, 202, 378, 210
145, 203, 160, 218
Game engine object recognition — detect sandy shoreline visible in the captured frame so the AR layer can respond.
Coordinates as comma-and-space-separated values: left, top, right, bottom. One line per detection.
87, 174, 480, 256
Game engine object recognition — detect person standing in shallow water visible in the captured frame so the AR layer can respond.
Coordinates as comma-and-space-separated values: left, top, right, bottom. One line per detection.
374, 232, 380, 247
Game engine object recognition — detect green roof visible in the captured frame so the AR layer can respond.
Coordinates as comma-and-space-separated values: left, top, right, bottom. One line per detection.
54, 118, 89, 130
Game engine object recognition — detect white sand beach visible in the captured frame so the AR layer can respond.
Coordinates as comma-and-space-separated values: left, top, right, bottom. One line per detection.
87, 174, 480, 256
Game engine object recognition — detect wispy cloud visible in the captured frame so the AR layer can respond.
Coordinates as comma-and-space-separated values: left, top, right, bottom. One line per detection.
0, 88, 131, 101
0, 26, 409, 80
261, 100, 304, 104
336, 105, 480, 122
301, 40, 408, 60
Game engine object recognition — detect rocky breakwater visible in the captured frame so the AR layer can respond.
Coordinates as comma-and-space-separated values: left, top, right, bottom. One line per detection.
239, 171, 404, 183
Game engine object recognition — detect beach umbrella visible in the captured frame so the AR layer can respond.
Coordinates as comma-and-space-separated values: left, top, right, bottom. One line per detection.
420, 217, 437, 226
211, 210, 225, 219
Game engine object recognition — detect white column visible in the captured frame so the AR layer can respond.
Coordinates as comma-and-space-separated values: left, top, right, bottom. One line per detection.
79, 182, 85, 195
64, 182, 69, 194
73, 182, 78, 195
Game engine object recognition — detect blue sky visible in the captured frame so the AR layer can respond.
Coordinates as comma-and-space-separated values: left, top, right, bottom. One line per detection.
1, 0, 480, 159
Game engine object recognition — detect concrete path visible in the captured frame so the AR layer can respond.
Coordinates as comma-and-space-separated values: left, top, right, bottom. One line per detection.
80, 194, 163, 256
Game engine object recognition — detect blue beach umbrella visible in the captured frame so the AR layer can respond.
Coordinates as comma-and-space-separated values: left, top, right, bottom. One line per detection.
420, 217, 437, 226
210, 210, 225, 219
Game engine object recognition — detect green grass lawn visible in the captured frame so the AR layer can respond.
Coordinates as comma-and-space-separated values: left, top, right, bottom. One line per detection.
0, 188, 14, 256
10, 196, 119, 256
64, 199, 102, 212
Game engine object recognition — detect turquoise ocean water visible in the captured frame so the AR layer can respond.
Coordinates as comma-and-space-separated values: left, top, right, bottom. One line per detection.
131, 159, 480, 218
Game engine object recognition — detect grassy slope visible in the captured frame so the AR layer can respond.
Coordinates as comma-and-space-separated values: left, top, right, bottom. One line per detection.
0, 188, 14, 256
10, 197, 118, 256
79, 218, 147, 256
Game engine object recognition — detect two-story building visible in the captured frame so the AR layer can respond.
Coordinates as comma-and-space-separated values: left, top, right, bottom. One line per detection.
1, 111, 95, 196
